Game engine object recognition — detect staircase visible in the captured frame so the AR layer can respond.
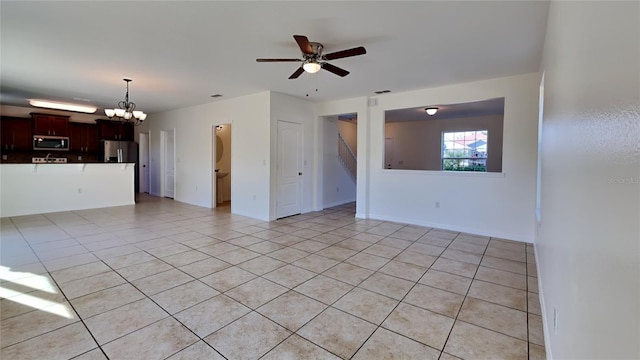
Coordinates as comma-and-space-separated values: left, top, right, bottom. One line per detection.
338, 133, 357, 180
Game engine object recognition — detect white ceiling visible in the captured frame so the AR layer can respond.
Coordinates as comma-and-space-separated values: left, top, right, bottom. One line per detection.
0, 1, 549, 115
385, 97, 505, 122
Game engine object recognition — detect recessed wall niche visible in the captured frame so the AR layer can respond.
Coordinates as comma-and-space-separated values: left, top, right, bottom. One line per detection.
383, 98, 504, 172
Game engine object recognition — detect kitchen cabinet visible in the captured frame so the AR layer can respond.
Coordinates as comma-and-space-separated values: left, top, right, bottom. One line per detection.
1, 116, 32, 151
96, 120, 134, 141
69, 122, 98, 153
32, 113, 69, 136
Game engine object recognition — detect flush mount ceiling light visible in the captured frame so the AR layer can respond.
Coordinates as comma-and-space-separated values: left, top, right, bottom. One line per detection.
104, 78, 147, 126
425, 107, 439, 116
29, 99, 97, 114
302, 61, 322, 74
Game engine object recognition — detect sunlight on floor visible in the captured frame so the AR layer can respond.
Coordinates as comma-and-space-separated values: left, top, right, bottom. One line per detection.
0, 266, 75, 319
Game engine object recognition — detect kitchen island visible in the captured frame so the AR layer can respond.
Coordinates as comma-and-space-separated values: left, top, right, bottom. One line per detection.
0, 163, 135, 217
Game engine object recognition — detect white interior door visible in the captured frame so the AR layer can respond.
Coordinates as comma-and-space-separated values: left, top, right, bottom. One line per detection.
139, 133, 150, 193
277, 121, 303, 218
164, 130, 175, 199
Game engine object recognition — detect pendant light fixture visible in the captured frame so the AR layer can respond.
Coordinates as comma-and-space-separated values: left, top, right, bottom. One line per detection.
425, 107, 439, 116
104, 78, 147, 125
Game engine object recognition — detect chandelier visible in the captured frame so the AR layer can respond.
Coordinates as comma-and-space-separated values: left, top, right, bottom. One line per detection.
104, 78, 147, 125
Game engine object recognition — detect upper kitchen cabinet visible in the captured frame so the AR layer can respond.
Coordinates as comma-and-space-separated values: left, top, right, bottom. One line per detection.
1, 116, 32, 151
31, 113, 69, 136
69, 122, 98, 153
96, 120, 134, 141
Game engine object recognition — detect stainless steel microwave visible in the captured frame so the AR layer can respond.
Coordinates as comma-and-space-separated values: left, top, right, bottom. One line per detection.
33, 135, 69, 151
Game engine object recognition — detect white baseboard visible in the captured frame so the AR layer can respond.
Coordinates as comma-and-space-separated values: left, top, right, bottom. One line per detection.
367, 213, 533, 243
534, 245, 553, 359
323, 198, 356, 209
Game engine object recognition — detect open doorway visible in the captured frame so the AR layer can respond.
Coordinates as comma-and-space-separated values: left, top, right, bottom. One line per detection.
321, 113, 357, 209
213, 124, 231, 209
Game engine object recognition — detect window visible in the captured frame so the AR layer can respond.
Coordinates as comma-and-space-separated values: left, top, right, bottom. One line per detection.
442, 130, 488, 172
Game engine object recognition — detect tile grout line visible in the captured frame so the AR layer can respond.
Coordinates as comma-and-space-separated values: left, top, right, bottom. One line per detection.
435, 233, 491, 359
2, 202, 542, 359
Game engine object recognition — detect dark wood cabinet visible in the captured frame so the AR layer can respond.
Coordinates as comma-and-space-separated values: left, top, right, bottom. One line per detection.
1, 116, 33, 151
32, 113, 69, 136
96, 120, 134, 141
69, 122, 98, 153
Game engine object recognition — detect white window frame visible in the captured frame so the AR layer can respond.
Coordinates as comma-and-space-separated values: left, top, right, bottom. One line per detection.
441, 130, 488, 172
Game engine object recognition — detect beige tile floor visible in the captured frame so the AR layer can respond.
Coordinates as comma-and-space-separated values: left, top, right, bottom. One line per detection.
0, 195, 546, 359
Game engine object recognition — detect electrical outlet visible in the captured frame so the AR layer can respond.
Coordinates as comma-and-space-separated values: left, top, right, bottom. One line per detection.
435, 201, 440, 208
78, 155, 83, 161
553, 307, 559, 334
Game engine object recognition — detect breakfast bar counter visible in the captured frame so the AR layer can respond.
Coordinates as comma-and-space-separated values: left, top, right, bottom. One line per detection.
0, 163, 136, 217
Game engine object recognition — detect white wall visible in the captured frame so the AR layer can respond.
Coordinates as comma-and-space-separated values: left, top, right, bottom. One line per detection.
323, 117, 357, 208
338, 119, 357, 156
368, 73, 539, 242
142, 92, 272, 220
1, 164, 135, 217
537, 2, 640, 359
142, 75, 538, 244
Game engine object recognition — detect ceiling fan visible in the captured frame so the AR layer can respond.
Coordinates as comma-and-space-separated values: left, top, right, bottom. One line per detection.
256, 35, 367, 79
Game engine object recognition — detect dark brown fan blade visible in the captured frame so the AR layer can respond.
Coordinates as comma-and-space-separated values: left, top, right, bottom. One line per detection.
322, 63, 350, 77
323, 46, 367, 60
256, 58, 301, 62
293, 35, 313, 55
289, 67, 305, 79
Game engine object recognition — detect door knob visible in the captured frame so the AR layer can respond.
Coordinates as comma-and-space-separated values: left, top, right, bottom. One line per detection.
298, 172, 302, 175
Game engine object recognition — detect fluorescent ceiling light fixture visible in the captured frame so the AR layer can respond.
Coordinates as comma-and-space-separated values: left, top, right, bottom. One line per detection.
29, 99, 97, 114
303, 62, 321, 73
425, 107, 438, 116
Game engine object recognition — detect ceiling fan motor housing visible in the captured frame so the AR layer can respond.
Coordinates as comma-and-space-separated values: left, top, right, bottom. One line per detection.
305, 42, 323, 60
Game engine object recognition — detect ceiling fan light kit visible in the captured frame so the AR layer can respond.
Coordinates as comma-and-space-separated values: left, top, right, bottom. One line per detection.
425, 107, 439, 116
104, 78, 147, 126
302, 62, 321, 74
256, 35, 367, 79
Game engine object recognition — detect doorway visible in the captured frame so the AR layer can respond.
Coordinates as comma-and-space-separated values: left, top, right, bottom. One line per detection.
276, 120, 303, 218
161, 129, 175, 199
213, 124, 231, 209
321, 114, 357, 209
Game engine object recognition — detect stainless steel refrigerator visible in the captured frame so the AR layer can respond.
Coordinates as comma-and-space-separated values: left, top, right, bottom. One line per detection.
99, 140, 139, 192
